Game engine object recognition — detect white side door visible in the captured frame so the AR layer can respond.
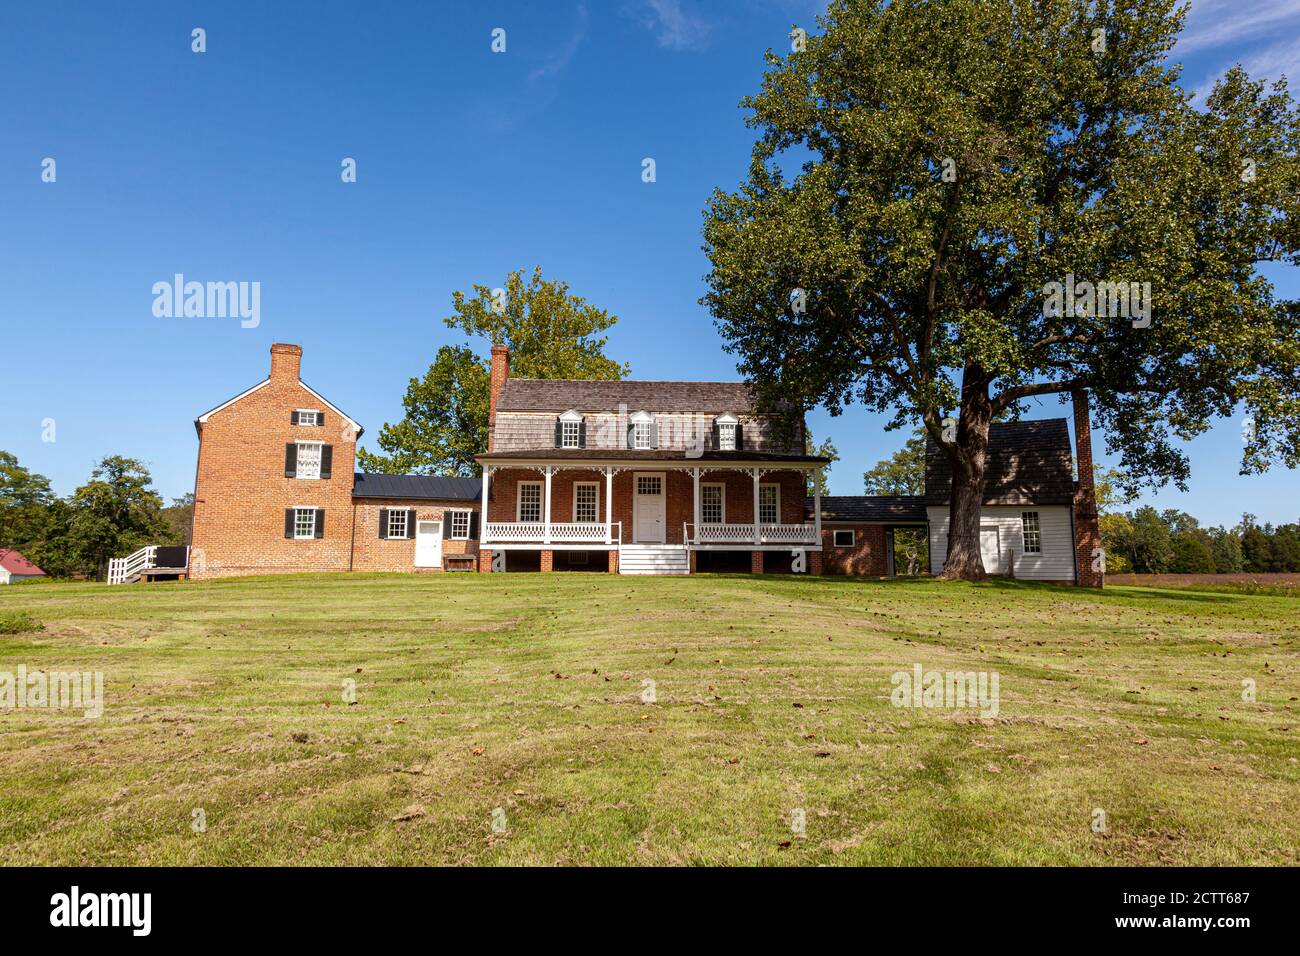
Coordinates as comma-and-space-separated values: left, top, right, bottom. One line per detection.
979, 525, 1001, 574
633, 473, 665, 543
415, 520, 442, 568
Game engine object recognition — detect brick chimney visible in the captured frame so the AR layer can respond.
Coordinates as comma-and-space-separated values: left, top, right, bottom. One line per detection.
1072, 388, 1103, 588
487, 344, 510, 452
270, 343, 302, 382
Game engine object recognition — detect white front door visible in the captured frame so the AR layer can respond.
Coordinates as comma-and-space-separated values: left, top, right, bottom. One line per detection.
979, 526, 1001, 574
634, 473, 665, 543
415, 520, 442, 568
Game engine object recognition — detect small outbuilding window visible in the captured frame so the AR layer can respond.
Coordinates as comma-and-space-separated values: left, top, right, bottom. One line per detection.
833, 529, 855, 547
1021, 512, 1042, 553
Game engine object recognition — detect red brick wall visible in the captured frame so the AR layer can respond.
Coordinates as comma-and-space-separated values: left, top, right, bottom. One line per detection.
191, 344, 358, 579
820, 524, 887, 576
351, 499, 480, 572
487, 345, 509, 452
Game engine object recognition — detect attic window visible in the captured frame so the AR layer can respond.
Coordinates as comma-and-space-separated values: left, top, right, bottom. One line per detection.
559, 410, 582, 449
630, 411, 654, 450
294, 409, 323, 426
716, 414, 739, 451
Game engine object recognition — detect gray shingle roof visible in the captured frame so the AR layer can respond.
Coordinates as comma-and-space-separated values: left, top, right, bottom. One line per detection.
352, 473, 481, 500
806, 496, 929, 522
924, 419, 1074, 505
496, 379, 756, 414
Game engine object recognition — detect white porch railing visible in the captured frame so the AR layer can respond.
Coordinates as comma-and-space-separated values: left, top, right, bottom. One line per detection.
688, 522, 819, 545
107, 546, 156, 585
483, 522, 619, 543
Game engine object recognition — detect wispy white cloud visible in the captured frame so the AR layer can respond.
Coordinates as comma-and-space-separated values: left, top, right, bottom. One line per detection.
1178, 0, 1300, 54
530, 3, 590, 82
629, 0, 714, 52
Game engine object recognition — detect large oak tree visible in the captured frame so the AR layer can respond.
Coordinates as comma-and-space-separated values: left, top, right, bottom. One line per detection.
702, 0, 1300, 579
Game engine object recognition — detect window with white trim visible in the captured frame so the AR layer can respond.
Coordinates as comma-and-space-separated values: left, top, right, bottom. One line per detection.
518, 482, 542, 522
701, 484, 724, 524
633, 421, 652, 449
573, 483, 598, 523
1021, 511, 1042, 553
449, 510, 471, 539
294, 409, 323, 426
716, 415, 738, 451
387, 509, 408, 540
295, 441, 323, 479
833, 529, 855, 547
293, 507, 317, 539
759, 484, 780, 524
561, 420, 580, 448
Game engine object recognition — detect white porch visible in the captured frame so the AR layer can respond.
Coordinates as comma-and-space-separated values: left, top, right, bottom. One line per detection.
478, 460, 825, 554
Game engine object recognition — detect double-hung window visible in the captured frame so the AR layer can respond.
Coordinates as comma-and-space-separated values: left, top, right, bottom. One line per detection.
701, 484, 724, 524
295, 442, 323, 480
759, 484, 779, 525
450, 510, 471, 539
633, 421, 652, 449
387, 509, 408, 540
293, 507, 318, 539
573, 483, 599, 523
561, 420, 580, 448
1021, 512, 1042, 553
518, 482, 543, 523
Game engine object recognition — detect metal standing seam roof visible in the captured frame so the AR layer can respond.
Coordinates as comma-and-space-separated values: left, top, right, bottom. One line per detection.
351, 473, 482, 500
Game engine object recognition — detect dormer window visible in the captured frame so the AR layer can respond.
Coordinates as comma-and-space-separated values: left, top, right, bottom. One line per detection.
556, 410, 584, 449
713, 414, 742, 451
629, 411, 656, 450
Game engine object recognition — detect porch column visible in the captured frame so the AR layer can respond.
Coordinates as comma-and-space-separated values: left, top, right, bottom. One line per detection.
605, 467, 613, 544
813, 466, 822, 545
480, 467, 491, 544
692, 467, 700, 545
543, 466, 553, 544
752, 467, 760, 545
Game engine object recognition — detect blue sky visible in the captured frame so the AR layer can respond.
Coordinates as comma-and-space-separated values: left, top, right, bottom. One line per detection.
1, 0, 1297, 527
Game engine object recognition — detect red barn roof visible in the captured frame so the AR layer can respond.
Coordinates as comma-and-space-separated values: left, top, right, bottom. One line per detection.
0, 550, 45, 576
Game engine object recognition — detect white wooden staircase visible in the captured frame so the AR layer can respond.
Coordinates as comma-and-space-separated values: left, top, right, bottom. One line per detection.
618, 543, 689, 576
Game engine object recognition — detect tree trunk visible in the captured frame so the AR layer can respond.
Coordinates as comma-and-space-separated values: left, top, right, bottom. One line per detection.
938, 365, 993, 582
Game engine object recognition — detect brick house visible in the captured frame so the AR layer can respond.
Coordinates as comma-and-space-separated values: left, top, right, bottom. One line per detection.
186, 343, 1101, 585
189, 344, 481, 579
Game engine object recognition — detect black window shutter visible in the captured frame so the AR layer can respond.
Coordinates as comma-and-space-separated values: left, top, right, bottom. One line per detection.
649, 422, 659, 449
408, 509, 417, 538
554, 418, 563, 447
735, 423, 745, 451
314, 509, 325, 539
442, 513, 453, 539
284, 509, 294, 538
578, 420, 586, 448
320, 444, 333, 479
291, 410, 299, 425
316, 412, 325, 427
627, 422, 635, 449
468, 511, 480, 540
378, 508, 389, 539
711, 420, 720, 450
284, 444, 297, 477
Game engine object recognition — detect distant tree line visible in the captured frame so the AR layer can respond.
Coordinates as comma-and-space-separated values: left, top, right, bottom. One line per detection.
1100, 505, 1300, 575
0, 450, 189, 580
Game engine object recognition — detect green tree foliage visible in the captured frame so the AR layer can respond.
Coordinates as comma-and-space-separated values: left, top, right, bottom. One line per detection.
67, 456, 173, 577
1208, 528, 1244, 573
863, 431, 926, 496
161, 492, 194, 546
1238, 514, 1274, 572
805, 432, 838, 495
0, 451, 55, 550
1170, 530, 1216, 573
1111, 506, 1175, 573
360, 268, 628, 476
701, 0, 1300, 581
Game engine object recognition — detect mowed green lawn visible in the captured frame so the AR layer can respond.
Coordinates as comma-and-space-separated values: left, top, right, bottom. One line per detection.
1, 572, 1296, 866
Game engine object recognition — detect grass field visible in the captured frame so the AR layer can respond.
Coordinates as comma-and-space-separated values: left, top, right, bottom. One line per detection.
1, 573, 1297, 866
